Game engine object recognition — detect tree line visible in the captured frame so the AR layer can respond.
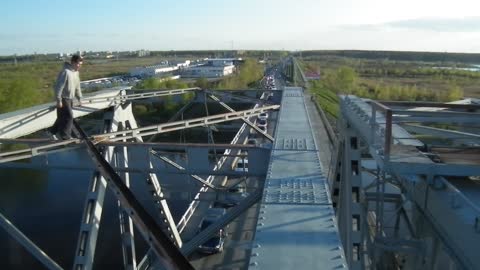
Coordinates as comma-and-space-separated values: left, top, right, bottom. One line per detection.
309, 66, 464, 118
298, 50, 480, 64
0, 57, 264, 114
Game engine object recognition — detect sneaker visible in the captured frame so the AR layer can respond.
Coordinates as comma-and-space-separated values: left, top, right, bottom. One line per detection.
46, 130, 59, 140
60, 135, 72, 140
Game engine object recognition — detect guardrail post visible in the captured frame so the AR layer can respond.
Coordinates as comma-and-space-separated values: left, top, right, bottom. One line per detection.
384, 109, 392, 162
370, 107, 377, 146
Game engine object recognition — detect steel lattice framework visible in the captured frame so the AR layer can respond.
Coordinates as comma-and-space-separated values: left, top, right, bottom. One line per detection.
0, 87, 279, 270
332, 95, 480, 270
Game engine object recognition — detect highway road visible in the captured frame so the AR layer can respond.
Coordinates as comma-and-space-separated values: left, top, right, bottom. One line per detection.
188, 66, 283, 270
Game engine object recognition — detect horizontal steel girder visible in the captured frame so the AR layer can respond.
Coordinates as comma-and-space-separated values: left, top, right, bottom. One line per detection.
0, 104, 279, 164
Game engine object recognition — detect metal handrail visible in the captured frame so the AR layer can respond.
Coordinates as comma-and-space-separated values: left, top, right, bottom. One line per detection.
368, 100, 393, 161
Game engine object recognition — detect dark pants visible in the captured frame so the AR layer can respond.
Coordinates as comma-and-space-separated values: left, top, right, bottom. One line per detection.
51, 98, 73, 139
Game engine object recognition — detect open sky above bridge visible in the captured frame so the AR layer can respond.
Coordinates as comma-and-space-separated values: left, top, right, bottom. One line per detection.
1, 0, 480, 55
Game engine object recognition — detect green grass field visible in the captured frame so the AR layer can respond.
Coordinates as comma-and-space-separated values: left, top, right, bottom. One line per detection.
300, 56, 480, 98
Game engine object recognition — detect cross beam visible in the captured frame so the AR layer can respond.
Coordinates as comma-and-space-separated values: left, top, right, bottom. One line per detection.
90, 104, 280, 142
206, 93, 274, 141
150, 149, 219, 190
73, 120, 194, 270
0, 105, 279, 164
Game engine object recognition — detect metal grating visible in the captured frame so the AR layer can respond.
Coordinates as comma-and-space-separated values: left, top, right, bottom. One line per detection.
285, 93, 303, 97
275, 138, 308, 150
264, 177, 328, 204
249, 87, 346, 270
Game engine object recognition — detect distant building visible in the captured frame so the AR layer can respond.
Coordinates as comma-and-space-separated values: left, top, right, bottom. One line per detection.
130, 64, 177, 77
129, 60, 190, 77
137, 50, 150, 57
182, 64, 235, 78
206, 58, 243, 66
181, 58, 242, 78
170, 60, 191, 68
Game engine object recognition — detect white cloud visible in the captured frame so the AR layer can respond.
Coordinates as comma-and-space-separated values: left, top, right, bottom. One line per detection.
387, 17, 480, 32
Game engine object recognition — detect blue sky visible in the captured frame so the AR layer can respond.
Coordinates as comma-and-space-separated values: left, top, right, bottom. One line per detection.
1, 0, 480, 55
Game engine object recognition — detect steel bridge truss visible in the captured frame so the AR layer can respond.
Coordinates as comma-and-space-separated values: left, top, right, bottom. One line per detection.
332, 96, 480, 270
0, 87, 278, 270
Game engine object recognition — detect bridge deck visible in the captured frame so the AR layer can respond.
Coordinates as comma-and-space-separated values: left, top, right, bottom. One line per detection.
248, 87, 346, 269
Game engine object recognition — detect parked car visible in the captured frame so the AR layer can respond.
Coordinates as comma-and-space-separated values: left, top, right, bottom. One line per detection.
257, 125, 267, 133
256, 119, 267, 128
258, 112, 269, 121
235, 158, 248, 172
228, 184, 246, 194
247, 138, 258, 145
213, 199, 239, 208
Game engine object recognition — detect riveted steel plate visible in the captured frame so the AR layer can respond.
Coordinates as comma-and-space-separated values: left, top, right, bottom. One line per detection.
264, 177, 329, 204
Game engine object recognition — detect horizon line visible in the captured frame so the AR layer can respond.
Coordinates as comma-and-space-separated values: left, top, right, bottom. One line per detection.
3, 48, 480, 57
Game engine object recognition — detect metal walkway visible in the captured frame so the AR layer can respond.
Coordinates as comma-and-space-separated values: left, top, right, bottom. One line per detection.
248, 87, 346, 269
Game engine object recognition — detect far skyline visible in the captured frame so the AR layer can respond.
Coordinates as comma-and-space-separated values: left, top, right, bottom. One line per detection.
6, 48, 480, 58
1, 0, 480, 55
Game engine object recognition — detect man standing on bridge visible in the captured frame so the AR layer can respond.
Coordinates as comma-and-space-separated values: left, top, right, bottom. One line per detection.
49, 54, 83, 140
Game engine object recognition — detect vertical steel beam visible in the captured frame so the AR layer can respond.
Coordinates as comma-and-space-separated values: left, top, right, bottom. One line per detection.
115, 143, 138, 270
72, 109, 117, 270
384, 109, 392, 162
337, 116, 364, 270
123, 109, 183, 248
73, 120, 194, 270
330, 142, 343, 208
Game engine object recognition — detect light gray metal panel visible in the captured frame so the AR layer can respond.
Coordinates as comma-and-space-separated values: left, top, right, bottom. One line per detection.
249, 205, 346, 270
268, 150, 324, 180
275, 137, 312, 150
249, 87, 346, 269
